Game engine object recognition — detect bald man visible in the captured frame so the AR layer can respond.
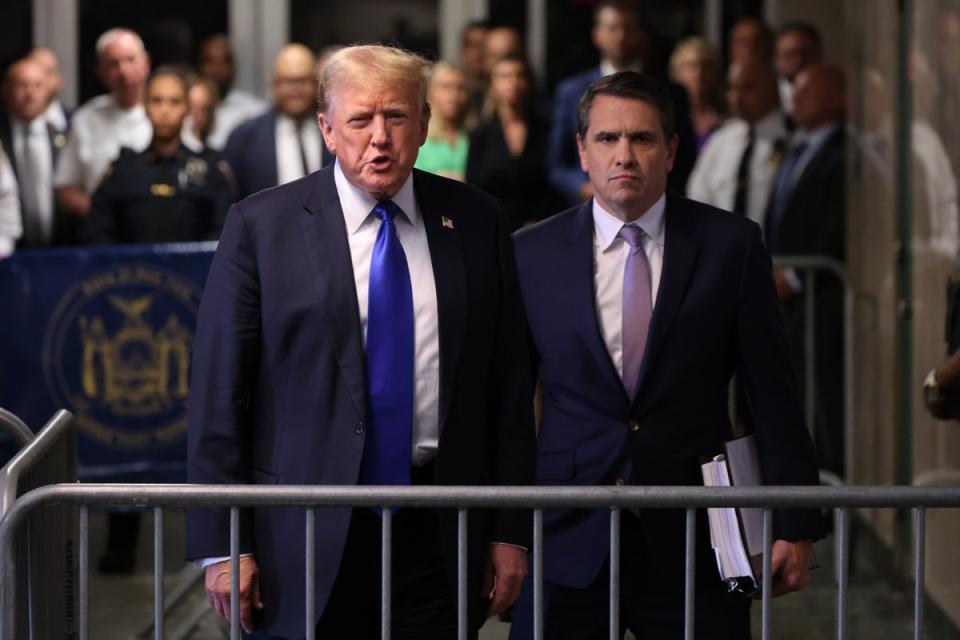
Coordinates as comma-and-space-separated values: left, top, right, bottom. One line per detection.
766, 63, 846, 477
28, 47, 70, 133
197, 34, 268, 149
222, 43, 332, 199
54, 28, 152, 219
688, 60, 788, 229
1, 58, 74, 246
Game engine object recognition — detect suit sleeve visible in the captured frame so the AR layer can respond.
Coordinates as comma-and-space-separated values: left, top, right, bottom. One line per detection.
489, 205, 537, 547
546, 83, 588, 204
84, 166, 119, 244
185, 203, 262, 559
736, 223, 824, 541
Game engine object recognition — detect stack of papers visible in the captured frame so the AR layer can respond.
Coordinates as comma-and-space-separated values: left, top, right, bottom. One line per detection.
701, 435, 764, 594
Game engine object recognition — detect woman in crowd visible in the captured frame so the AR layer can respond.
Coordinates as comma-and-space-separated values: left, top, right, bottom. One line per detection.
669, 36, 726, 152
414, 61, 470, 180
466, 53, 556, 230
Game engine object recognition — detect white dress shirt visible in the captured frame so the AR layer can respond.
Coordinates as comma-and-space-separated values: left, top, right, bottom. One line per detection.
334, 160, 441, 466
276, 115, 323, 186
11, 117, 55, 244
687, 109, 789, 231
43, 100, 68, 133
0, 149, 21, 257
593, 193, 666, 379
53, 94, 152, 193
206, 88, 269, 150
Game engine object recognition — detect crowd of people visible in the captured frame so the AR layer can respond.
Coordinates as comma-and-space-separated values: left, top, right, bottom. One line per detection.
0, 0, 851, 616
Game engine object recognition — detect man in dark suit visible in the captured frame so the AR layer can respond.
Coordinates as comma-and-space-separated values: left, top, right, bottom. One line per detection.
510, 71, 822, 638
223, 43, 332, 199
187, 44, 535, 639
1, 57, 75, 246
547, 0, 696, 206
766, 64, 846, 477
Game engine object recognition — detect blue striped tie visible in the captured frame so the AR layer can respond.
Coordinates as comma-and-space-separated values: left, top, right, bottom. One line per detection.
360, 199, 414, 491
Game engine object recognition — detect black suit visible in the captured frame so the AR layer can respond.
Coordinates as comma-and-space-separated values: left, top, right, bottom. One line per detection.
186, 165, 536, 638
767, 126, 846, 475
0, 112, 77, 245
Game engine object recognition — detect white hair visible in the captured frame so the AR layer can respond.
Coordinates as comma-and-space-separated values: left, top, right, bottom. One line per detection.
95, 28, 146, 60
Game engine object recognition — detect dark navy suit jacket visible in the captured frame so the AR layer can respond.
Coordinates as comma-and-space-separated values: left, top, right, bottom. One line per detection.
222, 109, 331, 199
513, 193, 822, 591
546, 67, 697, 206
186, 165, 536, 637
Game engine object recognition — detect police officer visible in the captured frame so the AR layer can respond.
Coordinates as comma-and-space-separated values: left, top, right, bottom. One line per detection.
86, 67, 235, 244
85, 66, 234, 574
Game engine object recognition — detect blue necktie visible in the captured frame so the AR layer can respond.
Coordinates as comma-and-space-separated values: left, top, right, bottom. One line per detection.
765, 141, 808, 252
360, 200, 414, 489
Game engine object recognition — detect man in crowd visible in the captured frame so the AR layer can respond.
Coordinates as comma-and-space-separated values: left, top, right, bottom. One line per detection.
765, 64, 846, 477
28, 47, 70, 134
511, 71, 821, 638
197, 34, 269, 150
459, 20, 489, 124
547, 0, 695, 206
85, 68, 233, 244
774, 22, 823, 116
1, 57, 75, 246
187, 44, 535, 638
688, 60, 788, 231
484, 26, 525, 74
222, 43, 331, 199
0, 148, 21, 257
728, 16, 774, 65
54, 28, 152, 220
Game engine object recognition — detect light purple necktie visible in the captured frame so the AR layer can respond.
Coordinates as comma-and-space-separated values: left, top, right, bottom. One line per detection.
620, 225, 652, 397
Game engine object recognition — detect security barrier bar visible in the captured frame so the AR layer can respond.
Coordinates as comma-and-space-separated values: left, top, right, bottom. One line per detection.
1, 484, 959, 640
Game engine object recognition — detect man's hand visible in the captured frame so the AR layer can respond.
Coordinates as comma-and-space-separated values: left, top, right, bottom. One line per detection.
482, 544, 528, 617
766, 539, 813, 597
204, 556, 263, 633
773, 267, 797, 301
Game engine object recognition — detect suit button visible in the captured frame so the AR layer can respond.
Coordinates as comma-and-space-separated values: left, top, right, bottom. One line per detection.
628, 420, 640, 432
354, 422, 365, 435
615, 478, 625, 486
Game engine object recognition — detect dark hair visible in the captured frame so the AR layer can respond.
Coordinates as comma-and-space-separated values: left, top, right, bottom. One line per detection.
776, 21, 823, 51
577, 71, 675, 139
146, 65, 190, 96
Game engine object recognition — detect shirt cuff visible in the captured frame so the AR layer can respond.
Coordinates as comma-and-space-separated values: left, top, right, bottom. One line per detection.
198, 553, 254, 570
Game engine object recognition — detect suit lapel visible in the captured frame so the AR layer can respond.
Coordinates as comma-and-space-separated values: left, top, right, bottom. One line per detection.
633, 194, 698, 401
299, 166, 368, 422
565, 203, 627, 399
414, 171, 467, 433
264, 110, 279, 188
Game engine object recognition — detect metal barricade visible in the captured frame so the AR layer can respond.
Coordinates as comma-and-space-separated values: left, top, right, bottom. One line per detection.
773, 256, 853, 488
0, 410, 77, 640
2, 483, 958, 640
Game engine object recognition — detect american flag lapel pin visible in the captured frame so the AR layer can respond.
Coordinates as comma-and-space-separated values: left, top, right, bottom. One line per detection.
442, 216, 454, 230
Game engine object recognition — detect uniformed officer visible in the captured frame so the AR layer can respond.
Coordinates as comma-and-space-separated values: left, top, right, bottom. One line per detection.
86, 67, 235, 244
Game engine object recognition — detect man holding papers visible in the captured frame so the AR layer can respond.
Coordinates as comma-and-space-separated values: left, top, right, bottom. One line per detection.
510, 71, 823, 638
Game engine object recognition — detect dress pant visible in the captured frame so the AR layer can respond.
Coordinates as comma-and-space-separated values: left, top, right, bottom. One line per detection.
508, 511, 751, 640
246, 462, 473, 640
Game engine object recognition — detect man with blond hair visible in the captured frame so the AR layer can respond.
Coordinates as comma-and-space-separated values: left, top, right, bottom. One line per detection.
54, 27, 151, 219
187, 44, 535, 638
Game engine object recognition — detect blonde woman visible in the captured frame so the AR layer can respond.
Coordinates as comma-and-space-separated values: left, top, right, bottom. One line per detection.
669, 36, 726, 151
414, 61, 470, 180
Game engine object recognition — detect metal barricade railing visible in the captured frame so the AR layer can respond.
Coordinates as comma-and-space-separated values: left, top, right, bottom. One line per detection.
2, 484, 958, 640
773, 256, 853, 488
0, 410, 77, 640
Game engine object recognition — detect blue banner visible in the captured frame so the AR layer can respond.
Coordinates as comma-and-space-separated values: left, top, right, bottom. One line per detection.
0, 243, 215, 482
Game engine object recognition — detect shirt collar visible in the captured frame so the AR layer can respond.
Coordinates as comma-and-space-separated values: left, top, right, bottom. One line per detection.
795, 121, 839, 149
593, 192, 666, 252
334, 159, 419, 235
599, 60, 643, 77
753, 109, 789, 139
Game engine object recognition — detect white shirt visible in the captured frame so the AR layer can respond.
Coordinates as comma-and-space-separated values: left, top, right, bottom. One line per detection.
206, 88, 269, 150
334, 160, 441, 465
53, 94, 152, 193
687, 109, 789, 231
276, 115, 323, 186
43, 100, 68, 133
778, 77, 794, 115
0, 148, 21, 257
11, 116, 54, 244
593, 193, 666, 379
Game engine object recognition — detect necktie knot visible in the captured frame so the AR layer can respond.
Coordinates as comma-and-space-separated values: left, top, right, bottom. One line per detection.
373, 199, 401, 223
619, 224, 645, 249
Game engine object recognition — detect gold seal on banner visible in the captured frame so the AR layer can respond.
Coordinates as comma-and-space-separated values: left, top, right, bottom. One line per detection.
42, 263, 201, 450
